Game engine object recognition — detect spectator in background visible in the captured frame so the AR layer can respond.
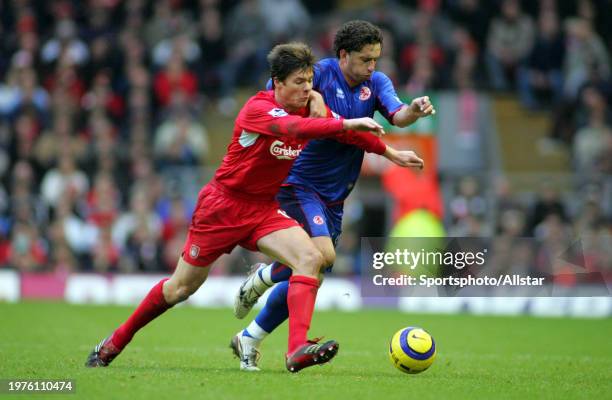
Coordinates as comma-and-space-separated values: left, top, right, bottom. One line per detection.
7, 160, 47, 227
9, 109, 41, 167
448, 27, 478, 89
121, 219, 165, 272
86, 172, 120, 229
573, 86, 612, 174
486, 0, 535, 90
44, 53, 86, 112
53, 194, 98, 267
449, 176, 487, 225
0, 66, 49, 119
9, 220, 47, 272
448, 0, 490, 53
40, 152, 89, 209
258, 0, 311, 42
153, 54, 198, 108
527, 182, 567, 236
498, 208, 527, 237
143, 0, 194, 49
196, 4, 226, 98
83, 34, 121, 84
34, 113, 87, 173
47, 218, 76, 273
112, 186, 162, 253
401, 30, 443, 92
153, 110, 209, 167
517, 10, 565, 110
563, 18, 610, 100
91, 225, 120, 273
81, 71, 125, 122
152, 33, 202, 68
10, 28, 42, 74
41, 19, 89, 67
219, 0, 270, 114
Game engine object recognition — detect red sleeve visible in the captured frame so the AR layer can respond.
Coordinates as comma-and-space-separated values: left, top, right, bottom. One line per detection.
321, 106, 386, 154
239, 96, 345, 140
335, 130, 387, 155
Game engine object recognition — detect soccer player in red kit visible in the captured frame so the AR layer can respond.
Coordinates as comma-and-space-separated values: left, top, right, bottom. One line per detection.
85, 42, 386, 373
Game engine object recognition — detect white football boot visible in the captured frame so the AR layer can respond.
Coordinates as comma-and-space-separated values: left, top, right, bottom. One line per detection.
230, 331, 262, 372
233, 263, 270, 319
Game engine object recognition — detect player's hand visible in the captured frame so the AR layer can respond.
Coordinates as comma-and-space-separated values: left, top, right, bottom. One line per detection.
409, 96, 436, 118
343, 117, 385, 136
384, 146, 424, 169
308, 90, 327, 118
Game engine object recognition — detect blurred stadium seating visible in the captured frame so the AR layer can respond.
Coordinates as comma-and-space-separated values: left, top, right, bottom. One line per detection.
0, 0, 609, 311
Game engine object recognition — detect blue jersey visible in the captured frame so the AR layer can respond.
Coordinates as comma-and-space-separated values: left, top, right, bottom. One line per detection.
284, 58, 404, 203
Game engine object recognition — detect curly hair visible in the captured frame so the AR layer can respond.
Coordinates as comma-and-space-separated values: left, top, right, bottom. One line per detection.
333, 20, 383, 57
267, 42, 315, 82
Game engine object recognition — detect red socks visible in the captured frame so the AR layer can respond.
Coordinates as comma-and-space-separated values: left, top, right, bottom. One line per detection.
287, 275, 320, 354
110, 275, 320, 355
111, 278, 172, 350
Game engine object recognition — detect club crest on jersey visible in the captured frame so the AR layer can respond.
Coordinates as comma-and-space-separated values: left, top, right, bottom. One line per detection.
268, 108, 289, 117
313, 215, 325, 225
270, 140, 302, 160
359, 86, 371, 101
189, 244, 200, 259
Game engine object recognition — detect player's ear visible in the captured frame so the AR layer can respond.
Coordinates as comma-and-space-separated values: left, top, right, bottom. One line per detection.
272, 77, 281, 88
339, 49, 349, 62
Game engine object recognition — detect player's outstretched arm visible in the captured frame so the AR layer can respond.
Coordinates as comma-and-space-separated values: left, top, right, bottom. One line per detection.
241, 97, 386, 140
383, 145, 424, 169
392, 96, 436, 128
342, 118, 385, 136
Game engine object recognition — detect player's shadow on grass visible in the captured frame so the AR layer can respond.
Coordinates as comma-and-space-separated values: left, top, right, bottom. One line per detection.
110, 365, 428, 380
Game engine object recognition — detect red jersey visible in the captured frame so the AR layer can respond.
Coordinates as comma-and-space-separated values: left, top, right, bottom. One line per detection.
213, 90, 384, 200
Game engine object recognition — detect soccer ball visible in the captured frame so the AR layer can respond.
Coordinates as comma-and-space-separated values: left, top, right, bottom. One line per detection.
388, 326, 436, 374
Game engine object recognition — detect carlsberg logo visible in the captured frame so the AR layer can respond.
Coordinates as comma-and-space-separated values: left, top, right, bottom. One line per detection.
269, 140, 302, 160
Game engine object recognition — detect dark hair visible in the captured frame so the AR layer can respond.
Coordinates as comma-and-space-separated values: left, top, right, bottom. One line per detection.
267, 42, 315, 82
333, 20, 383, 57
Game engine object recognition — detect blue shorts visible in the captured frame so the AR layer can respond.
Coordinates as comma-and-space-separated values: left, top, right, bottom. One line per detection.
276, 185, 343, 247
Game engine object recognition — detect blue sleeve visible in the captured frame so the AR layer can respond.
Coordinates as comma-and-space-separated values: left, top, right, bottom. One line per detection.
313, 62, 324, 91
373, 72, 405, 123
265, 79, 273, 90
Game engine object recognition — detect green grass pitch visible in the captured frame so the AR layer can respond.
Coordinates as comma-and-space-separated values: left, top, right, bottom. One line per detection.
1, 302, 611, 400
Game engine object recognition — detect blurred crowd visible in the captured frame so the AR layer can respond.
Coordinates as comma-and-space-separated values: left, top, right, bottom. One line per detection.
0, 0, 610, 276
447, 175, 611, 281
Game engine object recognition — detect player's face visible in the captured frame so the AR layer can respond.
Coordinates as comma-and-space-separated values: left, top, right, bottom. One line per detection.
274, 68, 314, 111
340, 43, 381, 86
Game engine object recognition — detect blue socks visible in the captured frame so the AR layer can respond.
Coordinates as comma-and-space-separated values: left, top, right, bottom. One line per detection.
254, 281, 289, 333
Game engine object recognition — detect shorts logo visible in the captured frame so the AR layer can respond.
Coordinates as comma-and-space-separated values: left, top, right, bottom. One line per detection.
189, 245, 200, 259
270, 140, 302, 160
277, 209, 291, 219
313, 215, 325, 225
359, 86, 371, 101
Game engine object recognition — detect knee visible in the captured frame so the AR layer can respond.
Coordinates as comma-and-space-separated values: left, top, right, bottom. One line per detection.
295, 248, 325, 277
165, 281, 199, 305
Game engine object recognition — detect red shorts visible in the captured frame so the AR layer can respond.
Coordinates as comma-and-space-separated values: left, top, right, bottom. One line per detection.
182, 182, 300, 267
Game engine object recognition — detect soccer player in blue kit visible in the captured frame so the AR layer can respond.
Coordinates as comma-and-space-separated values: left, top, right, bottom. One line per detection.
230, 20, 436, 371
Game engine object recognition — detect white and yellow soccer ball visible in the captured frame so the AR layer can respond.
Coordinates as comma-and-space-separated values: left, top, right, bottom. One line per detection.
388, 327, 436, 374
